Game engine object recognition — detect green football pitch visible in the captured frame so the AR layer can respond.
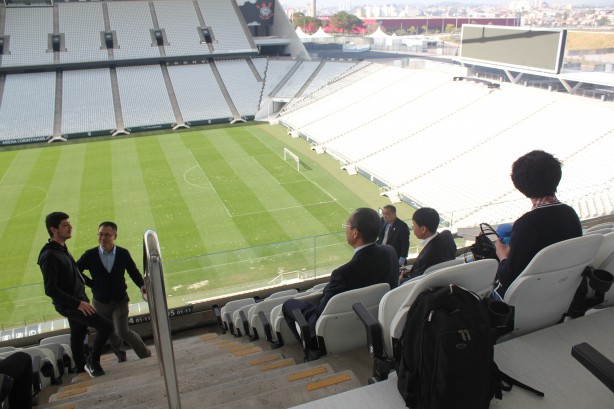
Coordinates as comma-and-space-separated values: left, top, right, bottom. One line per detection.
0, 123, 413, 330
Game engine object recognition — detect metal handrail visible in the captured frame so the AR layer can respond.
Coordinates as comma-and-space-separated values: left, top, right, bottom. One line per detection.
143, 230, 181, 409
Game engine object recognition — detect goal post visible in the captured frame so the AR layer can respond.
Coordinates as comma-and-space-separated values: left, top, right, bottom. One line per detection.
283, 148, 301, 171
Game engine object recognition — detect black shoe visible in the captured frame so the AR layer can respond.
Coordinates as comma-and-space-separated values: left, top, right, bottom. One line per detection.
84, 361, 105, 378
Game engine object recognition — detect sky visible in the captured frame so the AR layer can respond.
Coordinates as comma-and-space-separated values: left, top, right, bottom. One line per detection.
280, 0, 614, 9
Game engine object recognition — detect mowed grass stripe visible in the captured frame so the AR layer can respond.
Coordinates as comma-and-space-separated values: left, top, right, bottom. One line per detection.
135, 136, 204, 261
110, 137, 157, 258
163, 132, 249, 254
188, 130, 291, 246
76, 142, 115, 249
231, 131, 347, 233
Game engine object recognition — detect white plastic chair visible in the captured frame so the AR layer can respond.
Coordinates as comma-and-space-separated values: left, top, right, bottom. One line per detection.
422, 258, 464, 275
504, 234, 603, 338
315, 283, 390, 355
220, 298, 256, 335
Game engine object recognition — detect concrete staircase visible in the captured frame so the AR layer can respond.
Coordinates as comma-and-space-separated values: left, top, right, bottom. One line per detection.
41, 330, 369, 409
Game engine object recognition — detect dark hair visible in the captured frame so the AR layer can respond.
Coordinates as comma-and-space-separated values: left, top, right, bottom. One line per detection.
382, 204, 397, 214
412, 208, 439, 233
350, 208, 381, 243
45, 212, 69, 237
511, 150, 562, 198
98, 221, 118, 233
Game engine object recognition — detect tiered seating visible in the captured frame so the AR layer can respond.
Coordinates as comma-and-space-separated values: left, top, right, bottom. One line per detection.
260, 60, 296, 99
61, 69, 116, 135
0, 72, 55, 142
2, 7, 54, 67
115, 66, 176, 128
58, 3, 108, 64
251, 57, 268, 78
167, 64, 233, 122
197, 0, 254, 54
275, 61, 321, 99
108, 1, 160, 60
154, 0, 211, 57
300, 62, 356, 96
215, 59, 261, 116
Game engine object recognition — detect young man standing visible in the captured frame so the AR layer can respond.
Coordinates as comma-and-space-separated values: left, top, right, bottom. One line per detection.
38, 212, 113, 377
77, 221, 151, 362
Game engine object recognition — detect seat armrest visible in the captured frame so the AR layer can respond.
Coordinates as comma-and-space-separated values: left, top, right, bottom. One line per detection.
572, 342, 614, 393
212, 304, 225, 332
239, 310, 251, 339
258, 311, 272, 342
353, 302, 384, 359
223, 312, 235, 335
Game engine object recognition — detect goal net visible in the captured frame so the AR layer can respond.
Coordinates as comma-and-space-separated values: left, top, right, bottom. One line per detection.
283, 148, 301, 171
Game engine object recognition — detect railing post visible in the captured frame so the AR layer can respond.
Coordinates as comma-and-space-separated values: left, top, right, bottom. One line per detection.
313, 236, 317, 278
143, 230, 181, 409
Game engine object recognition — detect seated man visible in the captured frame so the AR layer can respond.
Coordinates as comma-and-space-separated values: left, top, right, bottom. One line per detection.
399, 207, 457, 284
282, 207, 398, 351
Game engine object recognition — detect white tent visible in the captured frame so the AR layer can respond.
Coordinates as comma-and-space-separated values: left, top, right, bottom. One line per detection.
295, 26, 311, 39
366, 26, 389, 38
312, 27, 333, 38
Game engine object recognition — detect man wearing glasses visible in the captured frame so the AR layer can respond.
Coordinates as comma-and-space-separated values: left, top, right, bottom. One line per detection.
38, 212, 113, 378
282, 208, 398, 353
77, 222, 151, 364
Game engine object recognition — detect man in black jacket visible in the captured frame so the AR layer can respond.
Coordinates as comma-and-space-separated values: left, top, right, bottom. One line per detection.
377, 205, 410, 266
38, 212, 113, 377
282, 208, 398, 351
399, 207, 457, 283
77, 221, 151, 362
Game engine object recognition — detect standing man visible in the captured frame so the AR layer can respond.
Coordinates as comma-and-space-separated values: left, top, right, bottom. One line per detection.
38, 212, 113, 378
282, 208, 398, 354
399, 207, 457, 284
77, 222, 151, 362
377, 205, 410, 266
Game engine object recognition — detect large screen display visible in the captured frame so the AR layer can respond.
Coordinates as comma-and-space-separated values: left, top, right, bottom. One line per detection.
238, 0, 276, 26
460, 25, 567, 74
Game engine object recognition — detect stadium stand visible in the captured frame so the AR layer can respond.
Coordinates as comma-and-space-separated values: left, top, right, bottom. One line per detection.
300, 61, 356, 96
274, 60, 321, 99
61, 69, 116, 135
0, 72, 55, 143
107, 1, 160, 60
154, 0, 211, 57
215, 59, 262, 116
196, 0, 255, 54
58, 2, 109, 64
167, 64, 233, 122
1, 7, 54, 67
115, 65, 176, 129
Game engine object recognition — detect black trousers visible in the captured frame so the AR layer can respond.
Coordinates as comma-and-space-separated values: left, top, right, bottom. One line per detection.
0, 351, 33, 409
282, 299, 319, 349
61, 309, 113, 371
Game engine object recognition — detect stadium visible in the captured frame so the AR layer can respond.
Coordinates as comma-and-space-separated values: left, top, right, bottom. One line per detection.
0, 0, 613, 407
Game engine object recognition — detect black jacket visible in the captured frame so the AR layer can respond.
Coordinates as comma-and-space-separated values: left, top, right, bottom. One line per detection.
38, 240, 88, 313
318, 243, 399, 314
376, 217, 410, 263
77, 246, 144, 304
407, 230, 457, 279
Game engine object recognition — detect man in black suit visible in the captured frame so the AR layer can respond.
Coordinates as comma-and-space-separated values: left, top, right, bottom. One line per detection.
377, 205, 410, 266
77, 221, 151, 363
282, 208, 398, 351
400, 207, 457, 283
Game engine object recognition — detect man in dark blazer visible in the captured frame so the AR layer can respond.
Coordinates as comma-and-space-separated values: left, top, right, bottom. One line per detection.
400, 207, 457, 283
282, 208, 398, 352
77, 221, 151, 362
377, 205, 410, 266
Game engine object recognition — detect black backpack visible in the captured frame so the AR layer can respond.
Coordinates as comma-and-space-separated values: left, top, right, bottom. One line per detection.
395, 284, 543, 409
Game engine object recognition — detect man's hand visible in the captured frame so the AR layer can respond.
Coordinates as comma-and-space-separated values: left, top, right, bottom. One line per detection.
77, 301, 96, 316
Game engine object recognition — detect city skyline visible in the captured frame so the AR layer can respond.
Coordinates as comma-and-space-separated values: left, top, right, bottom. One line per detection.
281, 0, 614, 10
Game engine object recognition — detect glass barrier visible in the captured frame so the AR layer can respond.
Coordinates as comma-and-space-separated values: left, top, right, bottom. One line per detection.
0, 231, 350, 336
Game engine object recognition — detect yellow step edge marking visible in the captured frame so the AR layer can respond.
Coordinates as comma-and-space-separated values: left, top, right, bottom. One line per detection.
228, 344, 254, 353
200, 333, 218, 340
72, 373, 90, 382
50, 404, 75, 409
259, 358, 294, 372
204, 338, 227, 345
60, 381, 93, 391
218, 341, 241, 349
101, 361, 113, 367
233, 347, 261, 357
305, 373, 352, 391
100, 355, 114, 361
287, 366, 328, 381
55, 387, 88, 400
249, 354, 282, 366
